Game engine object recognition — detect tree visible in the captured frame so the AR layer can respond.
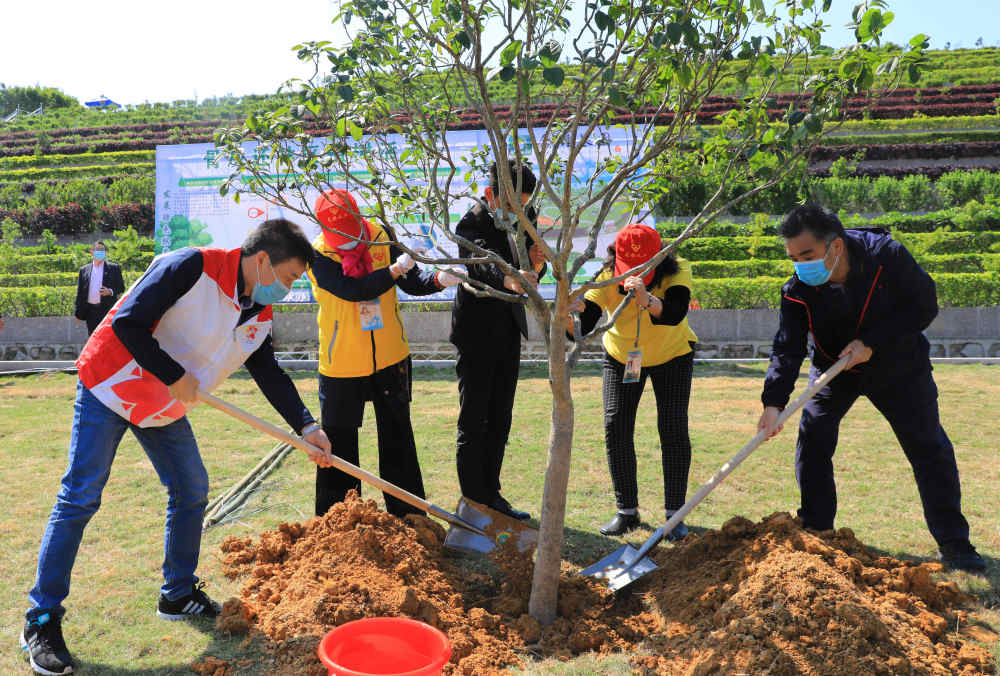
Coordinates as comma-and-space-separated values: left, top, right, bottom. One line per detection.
215, 0, 927, 625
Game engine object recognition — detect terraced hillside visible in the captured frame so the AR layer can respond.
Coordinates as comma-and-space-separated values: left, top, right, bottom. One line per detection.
2, 47, 999, 317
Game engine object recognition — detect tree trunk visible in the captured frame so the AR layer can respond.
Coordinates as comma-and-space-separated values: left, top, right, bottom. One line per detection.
528, 288, 575, 624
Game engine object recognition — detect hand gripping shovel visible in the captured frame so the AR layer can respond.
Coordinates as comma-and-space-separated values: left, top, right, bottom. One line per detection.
581, 354, 851, 591
195, 391, 494, 548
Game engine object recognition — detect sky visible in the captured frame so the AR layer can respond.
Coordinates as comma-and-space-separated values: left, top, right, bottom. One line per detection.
0, 0, 994, 108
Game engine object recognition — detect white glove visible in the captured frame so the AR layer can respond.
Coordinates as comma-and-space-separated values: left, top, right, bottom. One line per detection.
394, 252, 415, 273
435, 269, 462, 287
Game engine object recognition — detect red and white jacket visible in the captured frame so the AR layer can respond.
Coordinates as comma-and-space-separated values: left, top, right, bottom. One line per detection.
77, 248, 272, 427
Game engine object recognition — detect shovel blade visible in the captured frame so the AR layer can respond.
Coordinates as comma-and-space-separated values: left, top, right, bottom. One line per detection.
443, 497, 538, 555
579, 544, 659, 591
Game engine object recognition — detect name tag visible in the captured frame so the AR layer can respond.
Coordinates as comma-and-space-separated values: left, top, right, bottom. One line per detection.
623, 349, 642, 383
359, 299, 384, 331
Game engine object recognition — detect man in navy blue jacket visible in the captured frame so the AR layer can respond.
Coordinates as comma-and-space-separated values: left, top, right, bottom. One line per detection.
758, 205, 985, 572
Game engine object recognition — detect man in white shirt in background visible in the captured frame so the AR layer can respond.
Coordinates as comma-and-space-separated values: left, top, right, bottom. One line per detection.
74, 241, 125, 335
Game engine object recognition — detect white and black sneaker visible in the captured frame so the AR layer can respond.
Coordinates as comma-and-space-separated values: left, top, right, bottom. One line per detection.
156, 582, 221, 620
20, 613, 75, 675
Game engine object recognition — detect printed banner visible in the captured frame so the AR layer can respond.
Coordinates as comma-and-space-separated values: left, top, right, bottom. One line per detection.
154, 127, 651, 302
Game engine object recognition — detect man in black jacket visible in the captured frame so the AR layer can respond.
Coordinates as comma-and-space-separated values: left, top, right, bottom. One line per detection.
758, 205, 985, 572
74, 241, 125, 334
450, 161, 546, 520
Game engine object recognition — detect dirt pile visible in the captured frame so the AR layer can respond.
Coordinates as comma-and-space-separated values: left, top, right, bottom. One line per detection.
197, 494, 995, 675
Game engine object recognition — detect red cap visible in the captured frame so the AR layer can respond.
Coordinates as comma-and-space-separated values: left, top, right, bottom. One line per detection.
614, 223, 661, 285
315, 188, 367, 249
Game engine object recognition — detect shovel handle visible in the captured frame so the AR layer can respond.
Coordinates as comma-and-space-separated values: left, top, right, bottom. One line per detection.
618, 354, 852, 574
195, 390, 443, 518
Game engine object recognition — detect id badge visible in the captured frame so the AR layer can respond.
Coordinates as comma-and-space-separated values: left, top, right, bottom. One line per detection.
623, 349, 642, 383
359, 299, 384, 331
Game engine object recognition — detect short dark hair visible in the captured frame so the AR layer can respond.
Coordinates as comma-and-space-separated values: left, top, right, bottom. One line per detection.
779, 205, 845, 243
93, 240, 106, 250
490, 160, 537, 197
241, 218, 315, 266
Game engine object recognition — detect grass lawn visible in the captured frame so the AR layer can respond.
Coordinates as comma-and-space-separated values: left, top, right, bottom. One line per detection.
1, 363, 997, 674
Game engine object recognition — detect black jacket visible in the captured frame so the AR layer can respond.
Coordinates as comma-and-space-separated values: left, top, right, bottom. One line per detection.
449, 202, 545, 347
762, 228, 937, 408
74, 261, 125, 320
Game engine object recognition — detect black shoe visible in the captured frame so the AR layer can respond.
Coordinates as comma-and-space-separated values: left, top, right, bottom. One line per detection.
938, 540, 987, 572
600, 512, 640, 536
20, 613, 74, 675
490, 495, 531, 521
156, 581, 222, 620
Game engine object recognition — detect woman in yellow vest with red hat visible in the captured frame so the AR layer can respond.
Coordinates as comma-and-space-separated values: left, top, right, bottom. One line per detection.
569, 223, 698, 539
307, 188, 461, 517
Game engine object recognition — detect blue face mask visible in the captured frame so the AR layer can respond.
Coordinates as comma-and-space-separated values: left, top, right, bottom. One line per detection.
793, 242, 839, 286
93, 250, 106, 261
251, 256, 290, 305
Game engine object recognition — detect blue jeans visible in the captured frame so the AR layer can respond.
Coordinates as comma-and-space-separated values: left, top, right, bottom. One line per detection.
27, 381, 208, 621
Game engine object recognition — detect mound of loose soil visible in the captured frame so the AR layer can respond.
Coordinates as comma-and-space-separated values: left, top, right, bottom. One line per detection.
193, 493, 996, 675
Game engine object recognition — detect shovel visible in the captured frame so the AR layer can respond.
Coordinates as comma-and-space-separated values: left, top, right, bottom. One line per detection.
196, 390, 496, 547
581, 354, 851, 591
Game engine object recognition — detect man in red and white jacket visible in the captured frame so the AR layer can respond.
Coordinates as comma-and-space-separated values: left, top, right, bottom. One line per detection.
20, 219, 332, 676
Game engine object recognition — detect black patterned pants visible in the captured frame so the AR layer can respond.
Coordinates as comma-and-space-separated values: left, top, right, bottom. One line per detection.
602, 350, 694, 512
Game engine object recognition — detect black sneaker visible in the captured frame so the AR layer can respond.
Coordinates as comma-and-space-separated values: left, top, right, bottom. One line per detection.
19, 613, 74, 675
156, 582, 221, 620
938, 540, 987, 572
600, 512, 641, 536
490, 495, 531, 521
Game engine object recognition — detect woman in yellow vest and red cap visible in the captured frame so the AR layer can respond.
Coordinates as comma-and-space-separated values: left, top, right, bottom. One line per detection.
570, 223, 698, 538
307, 188, 460, 517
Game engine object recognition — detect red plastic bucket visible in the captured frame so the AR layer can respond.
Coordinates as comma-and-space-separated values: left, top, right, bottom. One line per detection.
317, 617, 452, 676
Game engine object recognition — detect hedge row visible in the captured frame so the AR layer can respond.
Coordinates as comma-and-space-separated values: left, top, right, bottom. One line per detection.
0, 149, 155, 170
676, 231, 1000, 261
811, 141, 1000, 162
660, 169, 1000, 216
660, 202, 1000, 238
689, 253, 1000, 279
0, 162, 154, 182
0, 251, 154, 274
688, 272, 1000, 309
0, 203, 154, 236
6, 271, 998, 316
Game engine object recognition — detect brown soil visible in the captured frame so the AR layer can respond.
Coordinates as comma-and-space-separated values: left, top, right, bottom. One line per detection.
191, 493, 996, 675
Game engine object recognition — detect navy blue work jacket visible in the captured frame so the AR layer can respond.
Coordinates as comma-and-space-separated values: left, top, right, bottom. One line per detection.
761, 228, 938, 409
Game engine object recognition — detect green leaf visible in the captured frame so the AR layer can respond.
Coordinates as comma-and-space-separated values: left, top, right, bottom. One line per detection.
594, 10, 612, 33
501, 40, 523, 66
543, 67, 565, 86
788, 110, 806, 126
667, 22, 683, 44
347, 120, 363, 142
822, 0, 833, 11
803, 113, 823, 134
337, 85, 354, 102
499, 65, 516, 81
335, 117, 347, 137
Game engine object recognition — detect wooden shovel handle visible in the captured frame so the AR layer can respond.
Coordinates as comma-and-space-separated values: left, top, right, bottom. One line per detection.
621, 354, 852, 570
195, 390, 439, 516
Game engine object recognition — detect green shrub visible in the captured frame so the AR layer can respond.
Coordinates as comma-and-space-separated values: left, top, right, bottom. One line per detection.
870, 176, 904, 212
933, 272, 1000, 307
0, 286, 75, 317
0, 271, 79, 287
0, 253, 80, 273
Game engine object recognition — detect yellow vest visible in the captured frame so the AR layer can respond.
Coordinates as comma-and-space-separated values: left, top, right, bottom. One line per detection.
308, 225, 410, 378
584, 258, 698, 367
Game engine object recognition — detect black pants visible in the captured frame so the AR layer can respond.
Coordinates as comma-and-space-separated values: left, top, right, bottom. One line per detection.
84, 303, 109, 334
603, 351, 694, 512
795, 365, 970, 546
315, 358, 426, 518
454, 333, 521, 504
